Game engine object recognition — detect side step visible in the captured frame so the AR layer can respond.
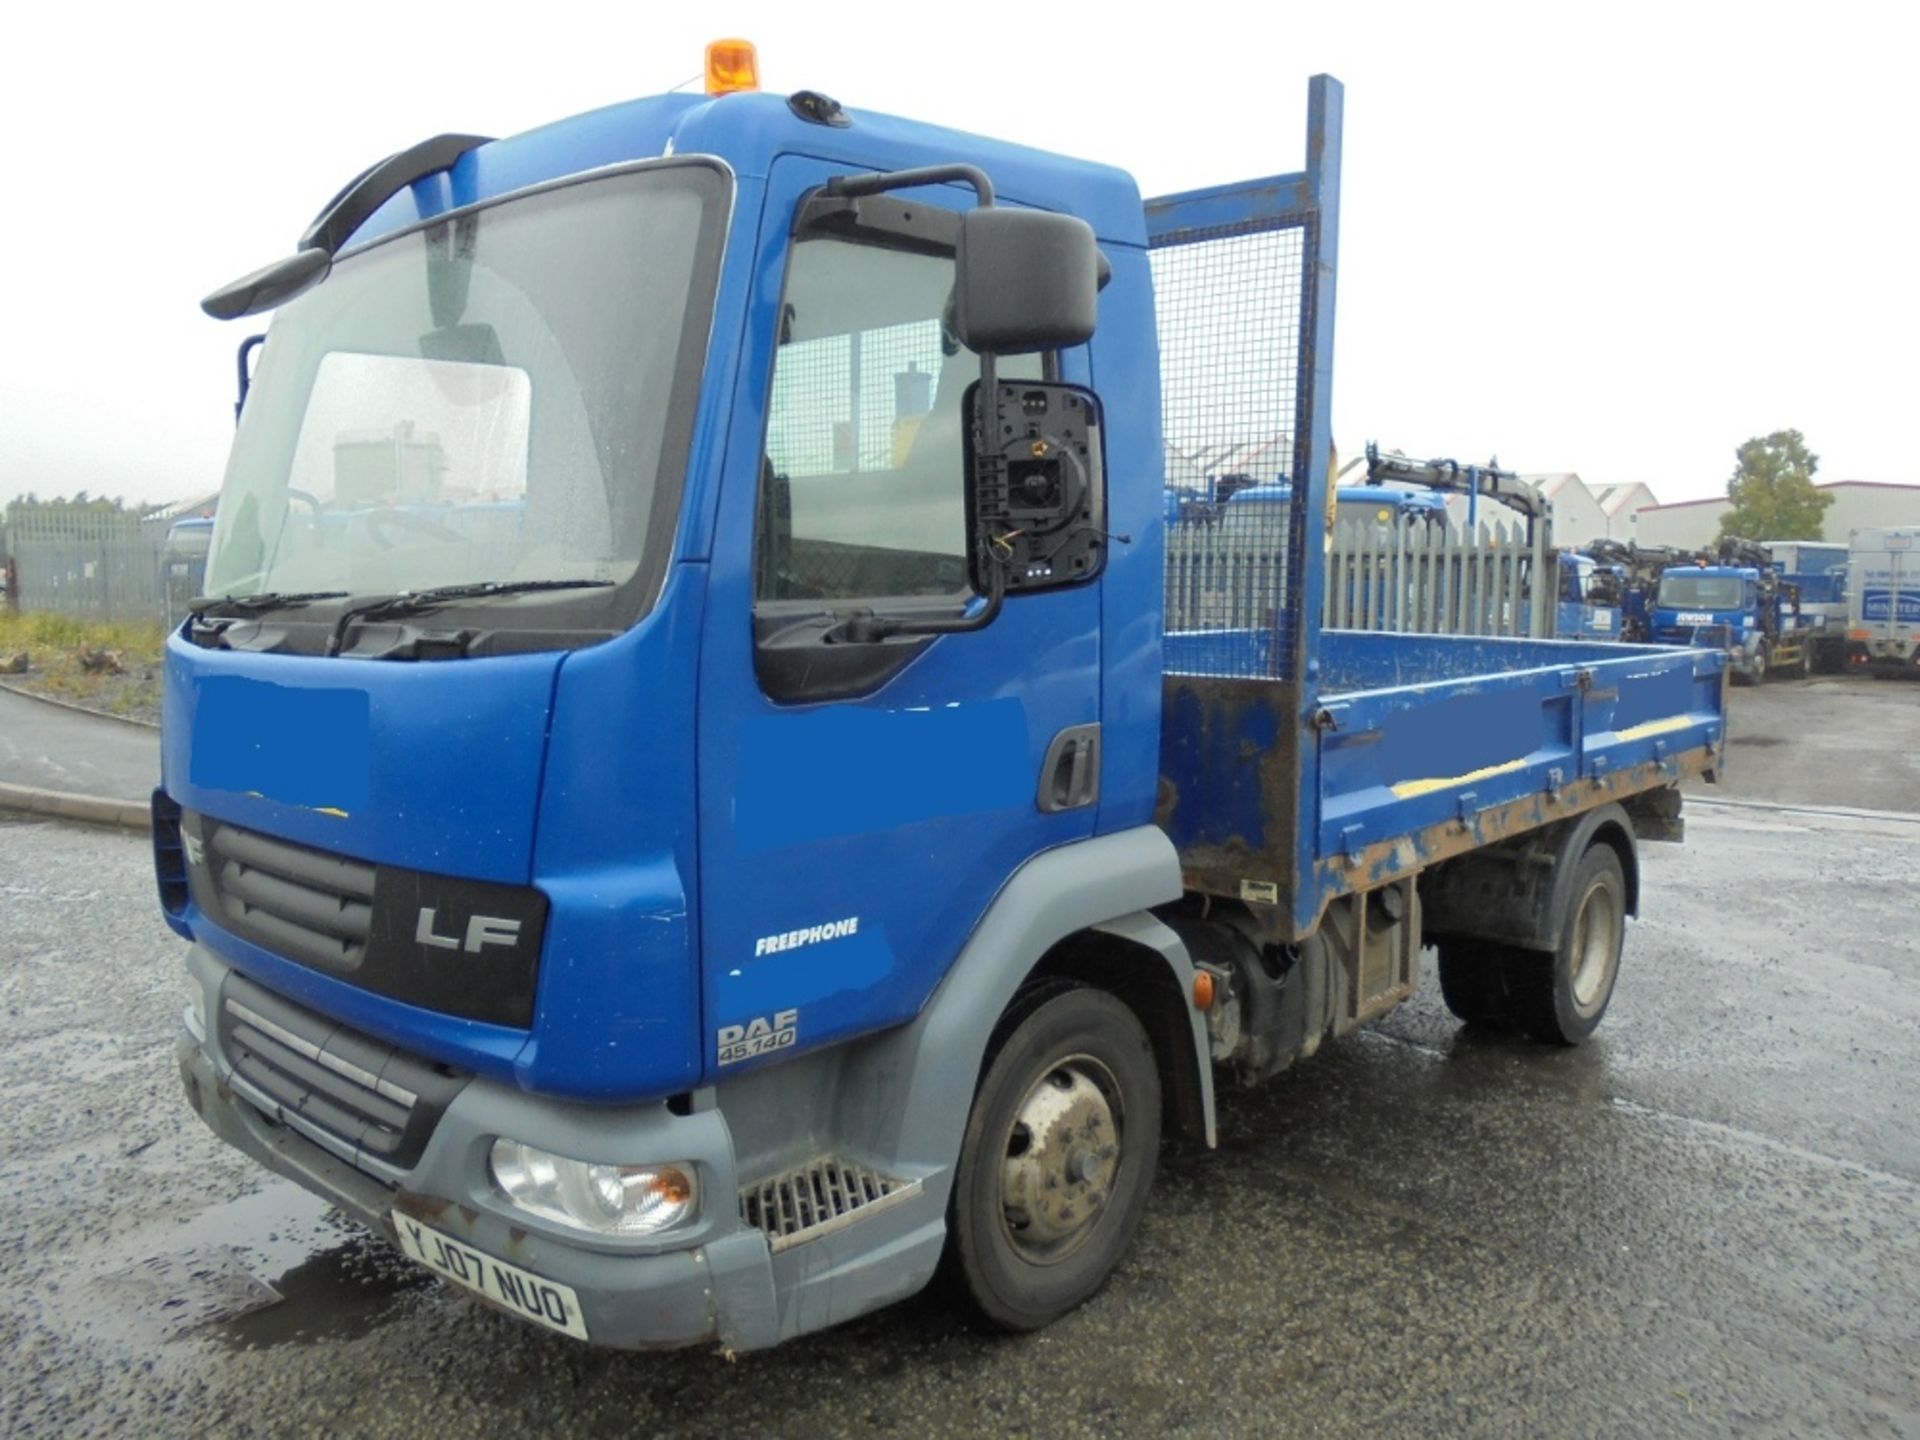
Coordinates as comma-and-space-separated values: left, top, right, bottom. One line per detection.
740, 1158, 922, 1254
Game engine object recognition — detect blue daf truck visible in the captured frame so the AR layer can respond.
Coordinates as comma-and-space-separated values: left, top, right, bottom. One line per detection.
163, 52, 1727, 1350
1650, 539, 1816, 683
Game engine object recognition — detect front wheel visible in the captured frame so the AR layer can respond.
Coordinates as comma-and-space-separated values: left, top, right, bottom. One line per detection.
946, 985, 1161, 1331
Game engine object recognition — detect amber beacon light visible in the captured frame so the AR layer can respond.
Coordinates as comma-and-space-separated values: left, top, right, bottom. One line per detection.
705, 38, 760, 96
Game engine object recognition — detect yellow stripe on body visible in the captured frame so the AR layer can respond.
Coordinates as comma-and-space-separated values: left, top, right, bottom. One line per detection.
1390, 757, 1529, 800
1388, 717, 1699, 801
241, 790, 351, 819
1612, 715, 1694, 742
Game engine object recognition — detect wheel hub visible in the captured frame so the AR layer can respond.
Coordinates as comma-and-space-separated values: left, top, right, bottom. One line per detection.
1569, 880, 1620, 1010
999, 1058, 1121, 1264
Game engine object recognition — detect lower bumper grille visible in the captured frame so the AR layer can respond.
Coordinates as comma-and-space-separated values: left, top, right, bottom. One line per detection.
740, 1158, 920, 1253
218, 971, 468, 1181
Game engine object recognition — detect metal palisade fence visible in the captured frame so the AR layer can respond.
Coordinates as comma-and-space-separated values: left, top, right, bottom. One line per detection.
2, 503, 171, 623
1168, 510, 1554, 639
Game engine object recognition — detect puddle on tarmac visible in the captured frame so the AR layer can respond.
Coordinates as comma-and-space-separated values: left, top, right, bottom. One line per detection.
206, 1227, 434, 1351
76, 1181, 431, 1353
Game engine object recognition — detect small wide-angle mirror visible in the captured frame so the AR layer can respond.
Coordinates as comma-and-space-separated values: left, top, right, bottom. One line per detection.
965, 379, 1108, 593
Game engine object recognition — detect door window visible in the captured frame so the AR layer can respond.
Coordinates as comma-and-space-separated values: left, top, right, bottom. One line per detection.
757, 236, 1039, 604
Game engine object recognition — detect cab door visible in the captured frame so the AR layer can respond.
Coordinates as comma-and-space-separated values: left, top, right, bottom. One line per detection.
693, 156, 1105, 1077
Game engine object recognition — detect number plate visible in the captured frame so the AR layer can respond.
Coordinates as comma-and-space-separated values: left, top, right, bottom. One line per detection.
393, 1212, 588, 1340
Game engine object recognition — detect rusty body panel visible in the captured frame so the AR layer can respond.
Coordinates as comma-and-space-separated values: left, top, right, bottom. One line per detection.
1159, 632, 1728, 942
1156, 673, 1304, 900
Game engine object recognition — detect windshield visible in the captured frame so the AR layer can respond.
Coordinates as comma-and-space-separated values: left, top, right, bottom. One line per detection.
204, 160, 729, 611
1658, 574, 1745, 610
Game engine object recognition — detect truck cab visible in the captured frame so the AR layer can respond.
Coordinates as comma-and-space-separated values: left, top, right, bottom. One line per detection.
167, 71, 1186, 1351
1556, 552, 1622, 641
1652, 562, 1802, 682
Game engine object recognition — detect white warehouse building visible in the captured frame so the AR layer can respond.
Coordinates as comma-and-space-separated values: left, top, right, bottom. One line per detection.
1632, 481, 1920, 550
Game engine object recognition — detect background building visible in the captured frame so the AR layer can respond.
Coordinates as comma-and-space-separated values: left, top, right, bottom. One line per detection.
1518, 474, 1659, 545
1633, 480, 1920, 549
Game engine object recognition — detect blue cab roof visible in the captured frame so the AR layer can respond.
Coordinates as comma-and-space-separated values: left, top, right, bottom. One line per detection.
344, 91, 1150, 254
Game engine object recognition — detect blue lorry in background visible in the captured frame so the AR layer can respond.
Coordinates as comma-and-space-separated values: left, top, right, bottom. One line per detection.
162, 53, 1727, 1350
1164, 476, 1449, 535
1556, 552, 1626, 642
1649, 537, 1829, 683
1763, 540, 1849, 673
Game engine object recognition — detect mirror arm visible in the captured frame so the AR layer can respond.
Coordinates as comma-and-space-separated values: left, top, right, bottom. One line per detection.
823, 164, 995, 208
233, 334, 266, 425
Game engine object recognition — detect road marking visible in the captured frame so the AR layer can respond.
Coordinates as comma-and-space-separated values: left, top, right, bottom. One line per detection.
1606, 1097, 1920, 1192
1689, 795, 1920, 826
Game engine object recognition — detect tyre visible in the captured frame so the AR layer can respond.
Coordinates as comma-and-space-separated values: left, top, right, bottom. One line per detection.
1435, 940, 1519, 1026
946, 985, 1161, 1331
1508, 844, 1626, 1045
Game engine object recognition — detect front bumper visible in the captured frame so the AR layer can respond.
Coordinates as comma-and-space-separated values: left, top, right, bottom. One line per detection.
177, 944, 779, 1351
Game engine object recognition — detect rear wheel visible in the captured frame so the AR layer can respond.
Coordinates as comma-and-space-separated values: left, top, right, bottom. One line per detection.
1509, 845, 1627, 1045
947, 986, 1161, 1331
1436, 940, 1520, 1027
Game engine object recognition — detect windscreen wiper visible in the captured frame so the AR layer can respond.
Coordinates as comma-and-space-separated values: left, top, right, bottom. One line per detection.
190, 590, 350, 618
201, 133, 493, 320
326, 579, 614, 657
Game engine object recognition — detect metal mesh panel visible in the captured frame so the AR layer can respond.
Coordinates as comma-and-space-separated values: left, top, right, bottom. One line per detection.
766, 320, 945, 478
1152, 223, 1308, 678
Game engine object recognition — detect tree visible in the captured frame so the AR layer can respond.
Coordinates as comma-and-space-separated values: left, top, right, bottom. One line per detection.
1717, 430, 1832, 541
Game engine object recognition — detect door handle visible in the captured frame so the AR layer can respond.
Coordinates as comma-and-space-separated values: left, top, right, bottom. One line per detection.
1038, 723, 1101, 813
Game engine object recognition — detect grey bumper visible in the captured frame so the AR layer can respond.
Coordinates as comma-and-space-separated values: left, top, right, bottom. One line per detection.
177, 945, 779, 1351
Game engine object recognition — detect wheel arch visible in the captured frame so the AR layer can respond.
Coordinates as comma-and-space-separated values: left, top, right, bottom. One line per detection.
1572, 808, 1641, 921
834, 827, 1215, 1189
1422, 801, 1642, 952
1024, 915, 1215, 1150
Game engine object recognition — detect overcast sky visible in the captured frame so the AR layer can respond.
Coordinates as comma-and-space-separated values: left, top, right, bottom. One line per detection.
4, 0, 1913, 512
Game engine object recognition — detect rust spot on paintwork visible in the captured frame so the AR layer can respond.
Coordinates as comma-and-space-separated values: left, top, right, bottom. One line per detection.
392, 1191, 455, 1223
1309, 752, 1714, 938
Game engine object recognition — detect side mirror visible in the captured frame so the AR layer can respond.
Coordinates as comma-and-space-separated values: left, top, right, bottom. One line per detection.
953, 209, 1100, 353
966, 380, 1107, 593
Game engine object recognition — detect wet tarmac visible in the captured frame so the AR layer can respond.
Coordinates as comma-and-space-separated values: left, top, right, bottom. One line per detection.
0, 686, 158, 804
5, 682, 1920, 1438
1688, 671, 1920, 812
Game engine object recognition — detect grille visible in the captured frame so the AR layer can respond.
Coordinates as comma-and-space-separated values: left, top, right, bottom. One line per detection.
201, 821, 374, 976
740, 1158, 921, 1253
218, 971, 468, 1179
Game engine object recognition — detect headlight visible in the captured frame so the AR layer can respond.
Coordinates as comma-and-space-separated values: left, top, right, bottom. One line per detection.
488, 1139, 697, 1237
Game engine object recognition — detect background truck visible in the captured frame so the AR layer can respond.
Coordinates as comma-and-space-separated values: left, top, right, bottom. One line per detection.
1164, 477, 1450, 534
161, 56, 1726, 1352
1649, 538, 1815, 683
1762, 539, 1849, 673
1848, 527, 1920, 674
1553, 551, 1626, 642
